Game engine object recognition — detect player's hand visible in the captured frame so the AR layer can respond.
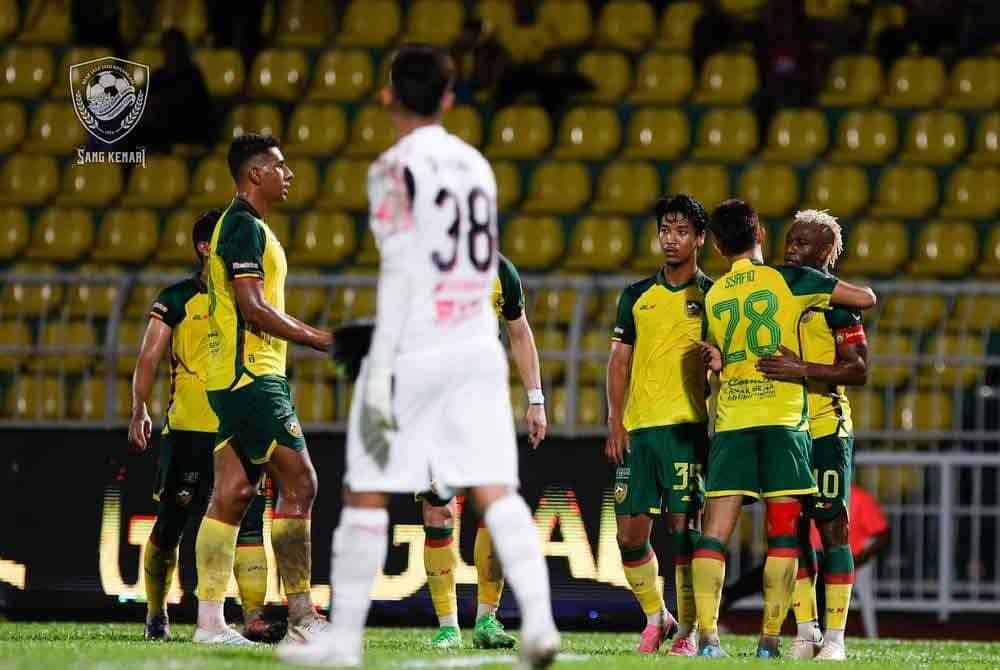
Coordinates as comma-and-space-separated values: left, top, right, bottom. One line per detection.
128, 405, 152, 452
757, 344, 807, 381
526, 404, 547, 449
699, 342, 723, 373
312, 329, 334, 353
605, 420, 630, 465
329, 321, 375, 381
360, 364, 395, 468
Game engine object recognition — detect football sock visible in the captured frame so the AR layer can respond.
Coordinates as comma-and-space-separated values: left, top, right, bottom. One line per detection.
329, 507, 389, 642
673, 528, 701, 635
824, 545, 855, 637
474, 524, 504, 617
424, 526, 458, 628
762, 501, 801, 637
793, 515, 819, 634
692, 535, 727, 636
143, 538, 177, 619
234, 544, 268, 622
271, 515, 314, 624
621, 542, 665, 627
195, 517, 239, 630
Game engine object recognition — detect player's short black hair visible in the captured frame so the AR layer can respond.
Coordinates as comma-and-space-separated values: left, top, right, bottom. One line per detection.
709, 199, 760, 256
654, 194, 709, 235
389, 44, 455, 117
192, 208, 221, 255
227, 133, 280, 182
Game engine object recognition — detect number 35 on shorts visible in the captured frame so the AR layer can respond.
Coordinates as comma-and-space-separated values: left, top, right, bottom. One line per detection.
673, 462, 704, 493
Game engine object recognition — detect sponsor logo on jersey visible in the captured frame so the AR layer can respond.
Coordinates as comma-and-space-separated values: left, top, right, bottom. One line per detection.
685, 300, 703, 317
638, 304, 655, 311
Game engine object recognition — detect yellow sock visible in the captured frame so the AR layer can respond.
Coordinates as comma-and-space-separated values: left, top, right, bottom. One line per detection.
791, 567, 818, 625
692, 537, 727, 635
234, 544, 268, 621
673, 529, 699, 631
424, 526, 458, 624
195, 517, 239, 603
270, 516, 312, 596
824, 545, 855, 633
144, 539, 177, 617
621, 543, 664, 618
474, 525, 503, 611
762, 552, 798, 637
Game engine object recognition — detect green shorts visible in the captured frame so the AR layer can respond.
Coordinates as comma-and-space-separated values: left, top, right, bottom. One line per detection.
614, 422, 708, 517
808, 433, 853, 521
153, 428, 214, 507
707, 427, 817, 501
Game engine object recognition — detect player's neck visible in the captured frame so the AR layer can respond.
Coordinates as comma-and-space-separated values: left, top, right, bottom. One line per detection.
394, 115, 439, 139
661, 259, 698, 287
236, 190, 271, 218
727, 245, 764, 266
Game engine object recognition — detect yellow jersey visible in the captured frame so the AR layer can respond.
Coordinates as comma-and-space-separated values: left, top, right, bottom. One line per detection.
206, 197, 288, 391
612, 269, 714, 432
148, 276, 217, 433
801, 300, 865, 439
493, 253, 524, 322
705, 258, 837, 433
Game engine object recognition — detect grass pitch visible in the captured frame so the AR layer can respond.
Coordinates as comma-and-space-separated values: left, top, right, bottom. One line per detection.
0, 623, 997, 670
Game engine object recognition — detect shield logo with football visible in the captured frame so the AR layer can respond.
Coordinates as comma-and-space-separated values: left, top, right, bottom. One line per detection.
70, 56, 149, 144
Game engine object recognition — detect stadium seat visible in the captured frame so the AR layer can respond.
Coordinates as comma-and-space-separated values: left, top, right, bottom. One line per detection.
442, 105, 483, 147
0, 101, 25, 154
66, 263, 123, 318
186, 156, 234, 209
668, 164, 730, 212
877, 294, 946, 332
34, 320, 97, 373
344, 105, 395, 157
969, 113, 1000, 165
622, 108, 689, 159
71, 377, 131, 420
655, 1, 702, 50
536, 329, 569, 381
56, 162, 122, 207
631, 221, 664, 272
529, 279, 599, 330
849, 388, 885, 431
578, 51, 631, 103
720, 0, 765, 18
329, 282, 376, 321
828, 110, 899, 164
870, 166, 938, 219
818, 55, 883, 106
554, 106, 621, 160
881, 56, 945, 107
0, 46, 54, 98
940, 167, 1000, 219
692, 52, 759, 105
0, 0, 17, 41
692, 108, 758, 161
126, 274, 169, 319
121, 156, 188, 208
92, 209, 159, 263
494, 161, 521, 211
247, 49, 308, 101
284, 104, 347, 156
801, 165, 869, 218
143, 0, 207, 43
0, 207, 29, 260
592, 161, 659, 215
579, 328, 608, 384
52, 47, 113, 99
502, 216, 565, 270
156, 209, 197, 263
535, 1, 589, 47
291, 211, 356, 267
907, 220, 977, 277
564, 216, 633, 271
979, 226, 1000, 277
317, 159, 369, 212
126, 48, 163, 89
0, 262, 64, 316
700, 239, 732, 277
952, 295, 1000, 331
893, 391, 953, 432
274, 0, 335, 47
17, 0, 70, 43
918, 333, 985, 389
354, 228, 379, 267
21, 102, 85, 155
285, 270, 327, 323
193, 49, 245, 97
944, 58, 1000, 110
274, 159, 318, 211
0, 154, 58, 206
899, 111, 967, 165
805, 0, 850, 19
339, 0, 401, 47
486, 106, 552, 159
476, 0, 516, 35
738, 164, 798, 218
839, 220, 908, 276
867, 332, 914, 387
4, 376, 65, 420
309, 49, 373, 101
294, 379, 335, 423
0, 321, 30, 371
265, 213, 291, 248
630, 52, 693, 104
868, 1, 907, 43
292, 354, 339, 381
759, 109, 828, 162
595, 0, 655, 50
576, 385, 604, 426
218, 104, 284, 150
522, 162, 591, 214
405, 0, 465, 46
26, 207, 93, 262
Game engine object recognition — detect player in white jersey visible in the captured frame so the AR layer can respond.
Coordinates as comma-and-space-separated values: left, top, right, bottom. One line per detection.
279, 45, 559, 669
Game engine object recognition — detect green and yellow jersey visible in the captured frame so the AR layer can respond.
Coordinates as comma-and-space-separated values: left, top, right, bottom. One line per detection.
148, 277, 217, 433
206, 197, 288, 392
705, 258, 837, 433
801, 301, 864, 440
493, 253, 525, 322
612, 269, 714, 432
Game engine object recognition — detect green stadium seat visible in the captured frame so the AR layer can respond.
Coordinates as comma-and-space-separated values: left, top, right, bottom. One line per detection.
692, 108, 758, 161
309, 49, 373, 102
274, 0, 335, 47
247, 49, 309, 101
143, 0, 207, 43
828, 110, 898, 164
92, 209, 159, 263
940, 167, 1000, 219
0, 207, 29, 260
668, 164, 730, 210
870, 166, 938, 219
578, 51, 631, 103
655, 1, 702, 50
339, 0, 401, 47
592, 161, 659, 215
0, 321, 30, 371
284, 104, 347, 157
819, 55, 883, 106
969, 113, 1000, 165
738, 164, 798, 218
899, 111, 967, 165
442, 105, 483, 147
693, 52, 759, 105
522, 162, 591, 214
630, 52, 693, 104
868, 332, 913, 387
759, 109, 828, 162
402, 0, 464, 47
839, 220, 908, 276
344, 105, 395, 157
291, 211, 357, 267
801, 165, 869, 218
317, 159, 369, 212
486, 106, 552, 159
194, 49, 245, 97
554, 106, 621, 160
121, 156, 188, 208
622, 108, 689, 159
944, 58, 1000, 110
502, 215, 565, 270
0, 154, 58, 206
881, 56, 945, 107
56, 163, 122, 207
0, 46, 54, 98
26, 207, 93, 262
595, 1, 655, 50
907, 221, 977, 278
564, 216, 633, 271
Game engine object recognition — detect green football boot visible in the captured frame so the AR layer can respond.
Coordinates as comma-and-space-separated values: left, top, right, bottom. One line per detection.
472, 613, 517, 649
430, 626, 462, 649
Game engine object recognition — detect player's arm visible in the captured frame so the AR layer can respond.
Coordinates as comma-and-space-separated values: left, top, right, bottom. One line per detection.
507, 314, 547, 448
758, 312, 869, 385
129, 317, 172, 451
232, 277, 331, 351
830, 278, 876, 310
605, 340, 633, 466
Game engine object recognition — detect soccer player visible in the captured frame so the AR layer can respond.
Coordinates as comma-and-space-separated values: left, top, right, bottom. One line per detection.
755, 210, 871, 660
692, 199, 876, 659
422, 252, 547, 650
280, 45, 559, 669
605, 194, 713, 656
128, 209, 281, 643
193, 133, 333, 645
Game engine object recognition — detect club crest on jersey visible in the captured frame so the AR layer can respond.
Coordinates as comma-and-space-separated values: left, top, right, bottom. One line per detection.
175, 487, 194, 507
801, 311, 815, 323
614, 482, 628, 504
285, 418, 303, 438
685, 300, 703, 317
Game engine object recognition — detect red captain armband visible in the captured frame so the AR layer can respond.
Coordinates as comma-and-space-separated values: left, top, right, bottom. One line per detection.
835, 324, 867, 346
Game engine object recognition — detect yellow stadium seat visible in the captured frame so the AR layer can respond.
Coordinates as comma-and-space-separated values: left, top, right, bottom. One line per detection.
477, 0, 515, 35
66, 263, 123, 318
979, 226, 1000, 277
494, 161, 521, 211
144, 0, 207, 43
339, 0, 401, 47
4, 376, 66, 420
529, 280, 600, 329
247, 49, 308, 101
121, 156, 188, 208
738, 164, 798, 218
828, 110, 898, 164
285, 270, 327, 323
193, 49, 245, 97
274, 0, 334, 47
867, 332, 913, 387
630, 52, 693, 104
907, 220, 977, 277
952, 296, 1000, 331
0, 154, 58, 206
900, 111, 967, 165
56, 162, 122, 208
274, 159, 317, 211
656, 1, 702, 50
125, 277, 162, 319
868, 1, 907, 43
403, 0, 464, 47
595, 0, 655, 50
34, 321, 97, 373
881, 56, 945, 108
668, 164, 730, 211
266, 212, 291, 247
186, 156, 233, 209
26, 207, 93, 262
553, 107, 620, 160
309, 49, 372, 101
294, 379, 335, 422
801, 165, 869, 218
355, 228, 379, 266
0, 101, 25, 154
536, 329, 569, 381
502, 216, 565, 270
579, 329, 609, 384
329, 283, 376, 321
893, 391, 953, 432
537, 0, 591, 46
969, 113, 1000, 165
292, 353, 340, 381
692, 108, 758, 161
218, 104, 284, 150
564, 216, 633, 271
918, 333, 985, 389
849, 388, 885, 431
720, 0, 765, 18
693, 52, 759, 105
0, 0, 17, 40
592, 161, 659, 215
51, 47, 113, 99
522, 162, 591, 214
940, 167, 1000, 219
157, 209, 200, 263
622, 108, 689, 159
284, 104, 347, 157
870, 166, 938, 219
0, 262, 63, 316
0, 46, 54, 98
18, 0, 70, 43
92, 209, 158, 263
878, 294, 946, 332
125, 48, 163, 89
577, 385, 604, 426
759, 109, 828, 162
21, 102, 85, 155
839, 220, 908, 276
806, 0, 849, 19
344, 105, 394, 157
0, 207, 29, 260
71, 377, 130, 420
486, 106, 552, 159
819, 55, 883, 107
291, 211, 357, 267
578, 51, 631, 103
631, 220, 663, 272
442, 105, 483, 147
317, 159, 369, 212
0, 321, 30, 371
945, 58, 1000, 110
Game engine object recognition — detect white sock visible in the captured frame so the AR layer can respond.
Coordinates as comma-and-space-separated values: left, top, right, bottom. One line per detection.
328, 507, 389, 644
476, 603, 497, 620
439, 613, 459, 628
798, 620, 821, 640
826, 628, 845, 645
197, 600, 226, 632
646, 611, 663, 628
483, 494, 556, 637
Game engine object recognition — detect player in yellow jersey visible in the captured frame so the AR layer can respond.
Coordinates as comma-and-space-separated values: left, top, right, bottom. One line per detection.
692, 200, 876, 659
606, 195, 713, 656
756, 210, 870, 661
193, 134, 333, 646
128, 210, 281, 643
